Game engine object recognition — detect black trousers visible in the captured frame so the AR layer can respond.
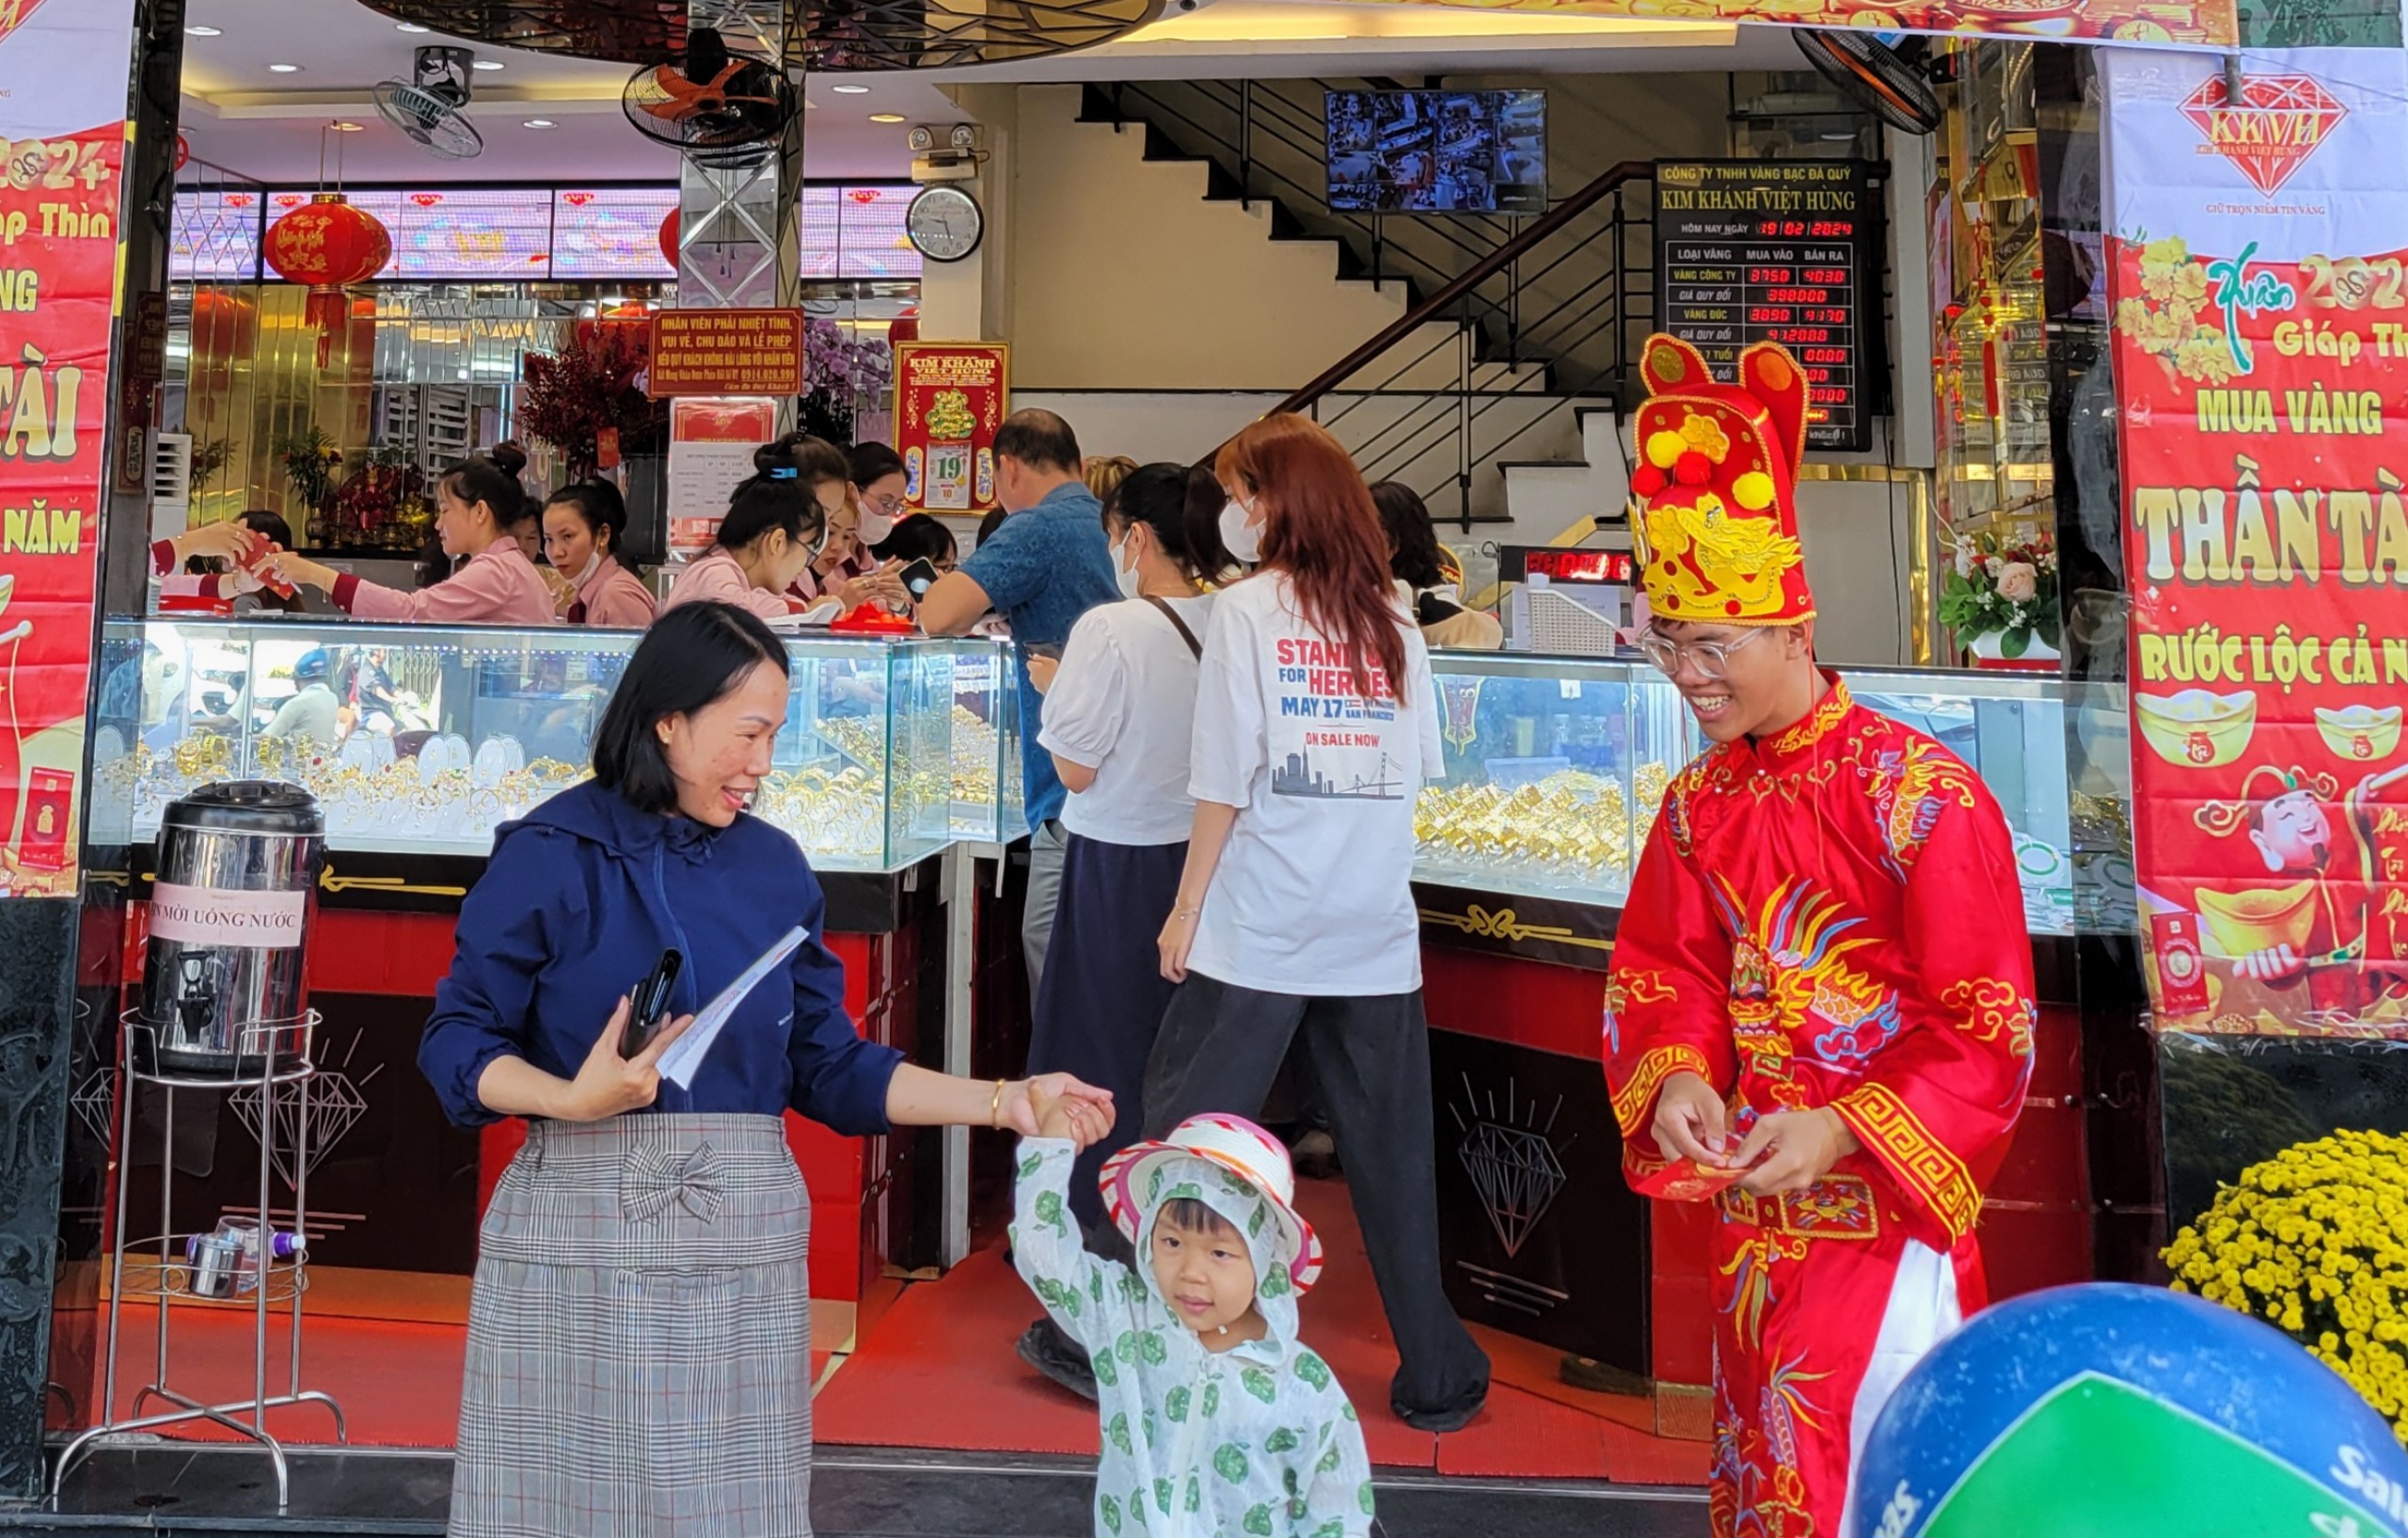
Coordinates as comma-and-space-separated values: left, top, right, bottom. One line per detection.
1142, 972, 1491, 1422
1026, 832, 1186, 1236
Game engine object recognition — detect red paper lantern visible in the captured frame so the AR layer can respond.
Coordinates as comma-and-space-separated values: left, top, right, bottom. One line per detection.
263, 193, 391, 366
659, 208, 680, 271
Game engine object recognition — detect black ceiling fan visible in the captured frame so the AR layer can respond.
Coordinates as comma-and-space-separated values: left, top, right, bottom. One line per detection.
1795, 30, 1945, 136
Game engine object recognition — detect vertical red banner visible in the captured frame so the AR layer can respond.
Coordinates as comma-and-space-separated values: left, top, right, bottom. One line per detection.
2107, 48, 2408, 1037
0, 0, 137, 897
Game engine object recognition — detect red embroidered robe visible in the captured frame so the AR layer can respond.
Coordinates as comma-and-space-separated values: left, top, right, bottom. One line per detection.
1604, 677, 2035, 1538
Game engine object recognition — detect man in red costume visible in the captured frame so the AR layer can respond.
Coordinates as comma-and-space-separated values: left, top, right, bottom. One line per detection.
1603, 335, 2035, 1538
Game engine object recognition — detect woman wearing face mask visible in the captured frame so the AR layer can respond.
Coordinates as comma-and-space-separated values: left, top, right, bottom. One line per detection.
1152, 413, 1491, 1435
659, 469, 825, 623
761, 436, 903, 614
269, 456, 557, 625
545, 481, 657, 628
849, 441, 909, 547
1006, 464, 1226, 1395
422, 601, 1115, 1538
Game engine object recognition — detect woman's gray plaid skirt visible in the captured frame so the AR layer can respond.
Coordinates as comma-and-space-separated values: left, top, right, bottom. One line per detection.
450, 1113, 815, 1538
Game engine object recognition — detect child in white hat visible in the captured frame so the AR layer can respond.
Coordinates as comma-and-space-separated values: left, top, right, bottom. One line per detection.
1015, 1092, 1374, 1538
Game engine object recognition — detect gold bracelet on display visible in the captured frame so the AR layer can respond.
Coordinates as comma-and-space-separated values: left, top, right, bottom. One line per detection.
990, 1078, 1006, 1129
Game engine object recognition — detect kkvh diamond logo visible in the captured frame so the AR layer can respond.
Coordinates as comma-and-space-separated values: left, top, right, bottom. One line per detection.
2180, 73, 2347, 196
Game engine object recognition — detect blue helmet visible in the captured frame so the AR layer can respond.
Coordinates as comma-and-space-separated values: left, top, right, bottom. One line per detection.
293, 648, 331, 683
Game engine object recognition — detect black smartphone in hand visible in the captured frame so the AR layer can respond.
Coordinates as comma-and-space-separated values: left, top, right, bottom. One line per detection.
622, 949, 684, 1058
895, 558, 941, 603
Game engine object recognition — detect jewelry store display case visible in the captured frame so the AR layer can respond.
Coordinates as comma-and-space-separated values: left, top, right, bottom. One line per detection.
1413, 650, 2101, 1395
92, 619, 1020, 896
1413, 652, 2082, 942
85, 617, 1018, 1303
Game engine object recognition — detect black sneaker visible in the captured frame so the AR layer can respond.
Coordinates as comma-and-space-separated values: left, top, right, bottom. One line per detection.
1016, 1316, 1098, 1403
1394, 1389, 1486, 1435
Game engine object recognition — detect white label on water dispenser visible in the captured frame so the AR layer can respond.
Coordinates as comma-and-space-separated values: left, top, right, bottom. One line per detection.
150, 883, 307, 949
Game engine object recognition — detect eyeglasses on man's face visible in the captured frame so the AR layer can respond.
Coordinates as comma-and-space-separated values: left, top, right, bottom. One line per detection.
1637, 625, 1767, 681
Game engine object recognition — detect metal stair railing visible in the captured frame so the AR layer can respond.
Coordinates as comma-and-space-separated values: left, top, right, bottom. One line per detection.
1097, 80, 1656, 527
1270, 162, 1656, 529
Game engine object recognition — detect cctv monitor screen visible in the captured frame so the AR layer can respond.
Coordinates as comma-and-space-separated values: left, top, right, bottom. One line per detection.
1325, 89, 1546, 215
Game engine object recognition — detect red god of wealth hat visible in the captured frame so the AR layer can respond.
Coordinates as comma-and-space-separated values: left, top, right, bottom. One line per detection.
1627, 334, 1814, 626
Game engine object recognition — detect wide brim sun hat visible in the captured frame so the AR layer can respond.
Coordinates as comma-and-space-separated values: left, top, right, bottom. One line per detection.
1100, 1112, 1324, 1295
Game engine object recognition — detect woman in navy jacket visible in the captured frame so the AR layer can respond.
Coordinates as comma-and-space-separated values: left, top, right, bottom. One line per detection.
420, 600, 1112, 1538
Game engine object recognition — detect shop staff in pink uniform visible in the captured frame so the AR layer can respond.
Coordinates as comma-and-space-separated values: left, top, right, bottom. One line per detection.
659, 465, 826, 624
271, 456, 557, 626
544, 482, 657, 628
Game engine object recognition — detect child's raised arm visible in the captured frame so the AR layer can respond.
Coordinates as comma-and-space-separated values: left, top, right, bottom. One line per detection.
1010, 1134, 1128, 1356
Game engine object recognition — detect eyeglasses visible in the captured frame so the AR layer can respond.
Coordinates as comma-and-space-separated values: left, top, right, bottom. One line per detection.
1637, 626, 1767, 681
865, 491, 906, 516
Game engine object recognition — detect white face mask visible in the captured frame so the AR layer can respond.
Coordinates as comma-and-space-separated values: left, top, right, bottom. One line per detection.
857, 510, 895, 547
1113, 531, 1145, 600
1219, 498, 1262, 566
570, 548, 607, 589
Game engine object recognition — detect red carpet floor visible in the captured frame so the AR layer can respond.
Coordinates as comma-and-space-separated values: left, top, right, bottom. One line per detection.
73, 1181, 1706, 1486
812, 1180, 1710, 1485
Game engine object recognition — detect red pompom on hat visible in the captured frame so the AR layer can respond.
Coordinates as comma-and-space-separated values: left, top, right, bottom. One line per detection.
1631, 464, 1668, 498
1674, 451, 1713, 487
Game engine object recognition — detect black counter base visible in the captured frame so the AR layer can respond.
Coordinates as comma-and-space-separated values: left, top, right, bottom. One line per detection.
15, 1446, 1709, 1537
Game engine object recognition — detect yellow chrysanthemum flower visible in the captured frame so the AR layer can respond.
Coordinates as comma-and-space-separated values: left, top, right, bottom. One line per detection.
2168, 1129, 2408, 1446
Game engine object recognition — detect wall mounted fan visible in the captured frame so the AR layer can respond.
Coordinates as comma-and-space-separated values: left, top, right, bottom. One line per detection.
373, 45, 485, 160
621, 26, 799, 169
1795, 30, 1944, 136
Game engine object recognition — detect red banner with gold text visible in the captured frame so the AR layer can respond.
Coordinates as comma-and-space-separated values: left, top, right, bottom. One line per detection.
2108, 48, 2408, 1036
0, 0, 137, 896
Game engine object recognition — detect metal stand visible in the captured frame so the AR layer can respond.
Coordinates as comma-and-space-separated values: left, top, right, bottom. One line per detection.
52, 1011, 346, 1508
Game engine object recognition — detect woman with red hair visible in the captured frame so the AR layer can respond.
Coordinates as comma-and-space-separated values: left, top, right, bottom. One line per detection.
1148, 413, 1490, 1432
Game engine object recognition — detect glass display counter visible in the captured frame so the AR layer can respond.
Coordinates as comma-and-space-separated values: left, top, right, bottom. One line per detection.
1417, 651, 2084, 936
944, 638, 1024, 844
92, 618, 1000, 874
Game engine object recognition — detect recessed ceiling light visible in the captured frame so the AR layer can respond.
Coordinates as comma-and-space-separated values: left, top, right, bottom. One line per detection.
471, 59, 505, 71
330, 120, 364, 133
267, 62, 302, 72
869, 113, 905, 123
185, 25, 222, 37
832, 84, 870, 94
396, 21, 431, 31
523, 119, 556, 130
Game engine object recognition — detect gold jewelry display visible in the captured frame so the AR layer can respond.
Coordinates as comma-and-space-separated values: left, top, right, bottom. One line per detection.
1413, 761, 1676, 891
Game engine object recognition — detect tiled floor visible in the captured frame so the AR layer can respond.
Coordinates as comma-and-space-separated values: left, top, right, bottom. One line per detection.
18, 1446, 1708, 1537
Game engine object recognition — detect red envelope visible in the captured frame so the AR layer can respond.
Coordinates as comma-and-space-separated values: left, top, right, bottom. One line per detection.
1632, 1156, 1743, 1202
242, 545, 297, 599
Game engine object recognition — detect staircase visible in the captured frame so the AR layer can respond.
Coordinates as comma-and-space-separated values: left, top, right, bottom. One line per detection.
1079, 81, 1657, 542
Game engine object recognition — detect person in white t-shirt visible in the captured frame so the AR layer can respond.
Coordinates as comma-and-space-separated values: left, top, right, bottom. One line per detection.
1008, 462, 1227, 1400
1151, 414, 1491, 1435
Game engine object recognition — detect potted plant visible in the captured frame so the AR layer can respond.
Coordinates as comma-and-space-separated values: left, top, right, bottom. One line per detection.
188, 437, 232, 511
277, 427, 343, 546
1941, 529, 2061, 667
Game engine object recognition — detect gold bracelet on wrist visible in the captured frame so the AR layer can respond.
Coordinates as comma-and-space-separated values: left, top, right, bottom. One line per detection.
990, 1078, 1006, 1130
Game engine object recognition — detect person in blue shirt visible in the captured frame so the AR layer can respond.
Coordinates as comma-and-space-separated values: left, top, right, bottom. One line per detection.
421, 600, 1112, 1538
916, 408, 1118, 991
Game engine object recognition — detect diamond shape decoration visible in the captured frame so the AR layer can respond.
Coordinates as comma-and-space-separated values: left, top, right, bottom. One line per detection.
70, 1068, 114, 1145
1452, 1078, 1576, 1260
2179, 74, 2347, 197
1460, 1121, 1567, 1258
230, 1072, 370, 1189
